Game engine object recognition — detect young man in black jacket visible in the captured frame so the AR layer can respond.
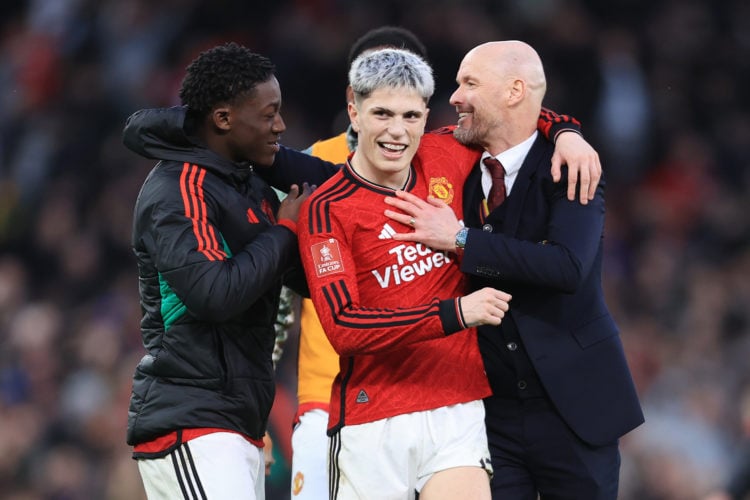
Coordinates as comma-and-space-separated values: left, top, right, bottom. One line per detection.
122, 43, 311, 499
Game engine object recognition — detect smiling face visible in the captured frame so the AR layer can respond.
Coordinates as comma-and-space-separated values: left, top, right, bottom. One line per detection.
348, 86, 428, 189
449, 48, 509, 152
449, 42, 547, 154
222, 76, 286, 166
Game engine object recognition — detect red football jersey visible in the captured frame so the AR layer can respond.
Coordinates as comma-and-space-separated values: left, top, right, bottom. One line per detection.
298, 131, 491, 433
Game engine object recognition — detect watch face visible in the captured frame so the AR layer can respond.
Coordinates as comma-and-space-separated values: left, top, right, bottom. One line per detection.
456, 227, 468, 249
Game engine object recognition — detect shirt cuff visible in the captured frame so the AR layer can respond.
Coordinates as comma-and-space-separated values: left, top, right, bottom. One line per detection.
552, 127, 583, 144
277, 218, 296, 234
439, 297, 467, 335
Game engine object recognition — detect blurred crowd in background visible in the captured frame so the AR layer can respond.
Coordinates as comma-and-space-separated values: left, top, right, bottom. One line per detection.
0, 0, 748, 498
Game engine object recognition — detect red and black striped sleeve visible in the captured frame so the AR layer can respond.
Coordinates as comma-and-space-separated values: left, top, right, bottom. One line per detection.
538, 107, 583, 142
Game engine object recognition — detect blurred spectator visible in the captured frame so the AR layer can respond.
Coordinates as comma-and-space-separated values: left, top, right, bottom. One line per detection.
704, 382, 750, 500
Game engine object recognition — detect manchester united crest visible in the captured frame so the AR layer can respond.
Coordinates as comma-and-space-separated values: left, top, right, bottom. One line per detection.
292, 471, 304, 495
429, 177, 454, 205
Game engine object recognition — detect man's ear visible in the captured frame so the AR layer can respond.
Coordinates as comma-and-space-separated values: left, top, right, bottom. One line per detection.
347, 101, 359, 133
211, 106, 231, 131
508, 79, 525, 105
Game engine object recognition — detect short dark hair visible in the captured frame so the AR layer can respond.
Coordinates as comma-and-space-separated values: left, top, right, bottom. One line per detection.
347, 26, 427, 68
179, 42, 276, 119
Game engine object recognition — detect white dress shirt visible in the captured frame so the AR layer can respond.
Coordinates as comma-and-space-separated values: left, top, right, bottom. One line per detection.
479, 131, 538, 199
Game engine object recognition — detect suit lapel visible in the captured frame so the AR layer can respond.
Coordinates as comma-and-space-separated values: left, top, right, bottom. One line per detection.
463, 162, 485, 228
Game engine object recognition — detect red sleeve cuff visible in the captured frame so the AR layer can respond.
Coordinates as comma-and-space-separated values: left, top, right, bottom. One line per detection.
277, 218, 297, 234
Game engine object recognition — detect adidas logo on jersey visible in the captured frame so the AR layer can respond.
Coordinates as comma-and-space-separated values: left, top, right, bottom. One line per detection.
356, 389, 369, 403
378, 223, 397, 240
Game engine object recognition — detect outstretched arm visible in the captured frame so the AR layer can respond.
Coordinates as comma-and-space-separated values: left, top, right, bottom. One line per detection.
384, 184, 605, 293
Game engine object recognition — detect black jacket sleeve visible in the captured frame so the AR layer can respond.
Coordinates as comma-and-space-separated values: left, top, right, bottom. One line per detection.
261, 146, 341, 191
140, 171, 300, 322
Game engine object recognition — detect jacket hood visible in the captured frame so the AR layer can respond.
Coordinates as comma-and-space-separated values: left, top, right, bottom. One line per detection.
122, 106, 247, 179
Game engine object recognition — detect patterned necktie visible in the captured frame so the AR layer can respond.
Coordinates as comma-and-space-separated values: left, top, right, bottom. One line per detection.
483, 156, 506, 211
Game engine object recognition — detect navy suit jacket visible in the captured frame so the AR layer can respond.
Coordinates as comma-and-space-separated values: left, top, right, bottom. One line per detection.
461, 135, 644, 447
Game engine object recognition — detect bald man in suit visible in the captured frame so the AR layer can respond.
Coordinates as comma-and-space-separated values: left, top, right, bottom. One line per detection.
385, 40, 644, 500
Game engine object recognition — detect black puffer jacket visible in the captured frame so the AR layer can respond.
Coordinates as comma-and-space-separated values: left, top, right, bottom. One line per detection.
123, 106, 303, 446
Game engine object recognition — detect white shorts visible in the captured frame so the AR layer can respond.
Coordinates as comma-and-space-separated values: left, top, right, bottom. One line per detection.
329, 400, 492, 500
137, 431, 265, 500
291, 408, 330, 498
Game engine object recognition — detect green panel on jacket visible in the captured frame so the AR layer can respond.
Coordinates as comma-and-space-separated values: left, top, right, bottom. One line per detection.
159, 235, 232, 331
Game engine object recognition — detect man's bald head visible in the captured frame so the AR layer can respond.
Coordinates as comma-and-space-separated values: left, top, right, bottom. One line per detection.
465, 40, 546, 105
451, 40, 547, 153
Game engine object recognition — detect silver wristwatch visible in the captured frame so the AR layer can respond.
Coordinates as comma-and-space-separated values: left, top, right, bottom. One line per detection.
455, 227, 469, 250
